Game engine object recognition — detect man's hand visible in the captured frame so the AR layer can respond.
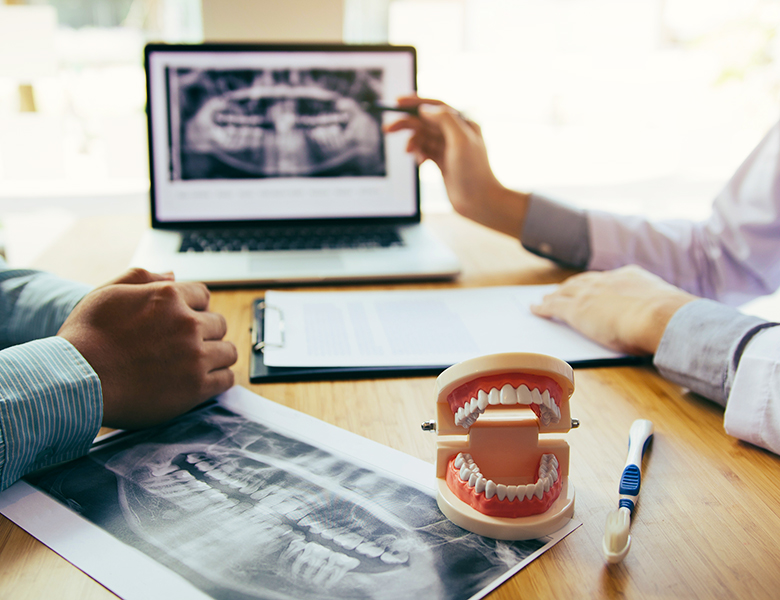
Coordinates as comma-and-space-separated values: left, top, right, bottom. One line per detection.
383, 95, 529, 238
531, 265, 698, 355
57, 268, 237, 429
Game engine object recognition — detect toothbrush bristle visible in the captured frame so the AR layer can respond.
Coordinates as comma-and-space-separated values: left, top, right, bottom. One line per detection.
604, 507, 630, 552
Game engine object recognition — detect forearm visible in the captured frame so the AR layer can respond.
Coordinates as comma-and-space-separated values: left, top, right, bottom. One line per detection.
654, 300, 780, 454
0, 337, 102, 491
461, 185, 531, 239
0, 263, 90, 348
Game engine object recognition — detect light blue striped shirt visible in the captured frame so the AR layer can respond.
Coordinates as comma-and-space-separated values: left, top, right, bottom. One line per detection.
0, 261, 102, 490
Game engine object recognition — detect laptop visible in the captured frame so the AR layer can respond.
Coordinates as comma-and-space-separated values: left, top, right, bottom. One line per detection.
131, 42, 461, 286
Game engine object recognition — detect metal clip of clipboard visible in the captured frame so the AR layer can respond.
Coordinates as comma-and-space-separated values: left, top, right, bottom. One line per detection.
251, 301, 285, 353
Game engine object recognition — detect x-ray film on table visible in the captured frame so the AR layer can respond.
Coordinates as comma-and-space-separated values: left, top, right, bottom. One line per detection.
5, 387, 578, 600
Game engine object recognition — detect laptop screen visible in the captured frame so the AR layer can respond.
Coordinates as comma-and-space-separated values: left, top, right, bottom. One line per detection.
145, 43, 419, 227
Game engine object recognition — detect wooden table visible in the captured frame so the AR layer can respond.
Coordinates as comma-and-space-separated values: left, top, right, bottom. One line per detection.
2, 211, 780, 599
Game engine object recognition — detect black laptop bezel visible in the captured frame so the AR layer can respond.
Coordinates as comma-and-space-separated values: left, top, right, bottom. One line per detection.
144, 42, 421, 232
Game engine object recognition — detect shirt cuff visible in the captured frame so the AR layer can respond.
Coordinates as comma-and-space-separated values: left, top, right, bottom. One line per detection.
520, 193, 591, 269
653, 299, 776, 405
0, 337, 102, 491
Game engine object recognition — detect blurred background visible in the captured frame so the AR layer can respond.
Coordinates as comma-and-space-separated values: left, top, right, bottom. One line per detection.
1, 0, 780, 267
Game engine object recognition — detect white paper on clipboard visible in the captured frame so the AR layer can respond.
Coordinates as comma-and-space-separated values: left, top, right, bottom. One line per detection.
261, 285, 624, 368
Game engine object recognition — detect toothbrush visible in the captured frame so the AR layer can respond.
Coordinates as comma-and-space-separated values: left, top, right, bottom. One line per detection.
602, 418, 654, 563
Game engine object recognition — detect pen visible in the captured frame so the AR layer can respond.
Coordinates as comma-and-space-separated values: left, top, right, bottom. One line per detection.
361, 101, 420, 116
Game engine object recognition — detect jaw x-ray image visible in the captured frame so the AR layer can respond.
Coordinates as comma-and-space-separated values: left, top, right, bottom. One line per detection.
170, 67, 387, 180
25, 402, 546, 600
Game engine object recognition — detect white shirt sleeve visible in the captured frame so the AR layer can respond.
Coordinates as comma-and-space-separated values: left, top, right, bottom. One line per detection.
588, 119, 780, 306
722, 327, 780, 453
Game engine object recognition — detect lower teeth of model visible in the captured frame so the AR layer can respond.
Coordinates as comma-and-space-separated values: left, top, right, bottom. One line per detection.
453, 452, 558, 501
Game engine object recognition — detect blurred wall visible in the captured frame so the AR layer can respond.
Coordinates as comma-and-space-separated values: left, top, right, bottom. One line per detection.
201, 0, 344, 42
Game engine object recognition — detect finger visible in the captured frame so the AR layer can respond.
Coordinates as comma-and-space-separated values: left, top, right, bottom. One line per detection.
397, 95, 447, 109
383, 116, 421, 133
203, 339, 238, 371
196, 311, 228, 340
530, 295, 573, 320
106, 267, 173, 287
201, 367, 236, 400
174, 281, 211, 311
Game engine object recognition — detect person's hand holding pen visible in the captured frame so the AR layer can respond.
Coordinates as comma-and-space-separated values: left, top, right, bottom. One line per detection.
383, 94, 531, 238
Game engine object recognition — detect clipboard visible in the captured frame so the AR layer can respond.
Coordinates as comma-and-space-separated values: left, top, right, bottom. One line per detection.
249, 298, 446, 383
248, 298, 648, 383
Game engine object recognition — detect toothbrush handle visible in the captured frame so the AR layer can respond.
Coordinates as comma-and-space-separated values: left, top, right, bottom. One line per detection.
618, 419, 654, 513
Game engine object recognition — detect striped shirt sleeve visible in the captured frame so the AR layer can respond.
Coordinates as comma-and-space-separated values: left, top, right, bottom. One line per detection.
0, 259, 101, 491
0, 337, 102, 490
0, 264, 91, 347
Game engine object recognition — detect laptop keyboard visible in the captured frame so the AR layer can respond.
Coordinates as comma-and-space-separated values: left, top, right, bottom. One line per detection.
178, 225, 405, 253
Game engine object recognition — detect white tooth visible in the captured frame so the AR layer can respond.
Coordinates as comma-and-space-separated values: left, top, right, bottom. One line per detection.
539, 406, 553, 426
534, 479, 545, 499
497, 484, 507, 501
380, 548, 409, 565
334, 531, 363, 551
477, 390, 489, 410
551, 467, 559, 482
174, 469, 195, 480
485, 479, 497, 499
468, 472, 479, 487
239, 481, 262, 495
454, 454, 465, 469
488, 388, 501, 405
544, 475, 552, 492
457, 406, 465, 420
462, 453, 473, 462
320, 527, 340, 541
475, 475, 486, 494
470, 398, 479, 413
194, 460, 215, 472
185, 454, 202, 464
552, 455, 559, 469
151, 464, 180, 477
531, 387, 543, 405
518, 384, 532, 404
542, 389, 551, 407
523, 484, 536, 500
500, 384, 517, 405
506, 486, 517, 501
356, 541, 384, 558
460, 465, 472, 481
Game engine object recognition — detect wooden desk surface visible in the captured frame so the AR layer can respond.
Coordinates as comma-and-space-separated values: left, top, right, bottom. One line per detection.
2, 212, 780, 599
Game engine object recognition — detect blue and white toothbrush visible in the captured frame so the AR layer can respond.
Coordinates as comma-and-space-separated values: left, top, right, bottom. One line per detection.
602, 418, 654, 563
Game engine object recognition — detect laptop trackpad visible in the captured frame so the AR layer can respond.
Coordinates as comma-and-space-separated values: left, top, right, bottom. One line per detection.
250, 254, 344, 273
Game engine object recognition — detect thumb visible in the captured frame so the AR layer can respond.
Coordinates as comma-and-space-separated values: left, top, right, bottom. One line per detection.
104, 268, 175, 286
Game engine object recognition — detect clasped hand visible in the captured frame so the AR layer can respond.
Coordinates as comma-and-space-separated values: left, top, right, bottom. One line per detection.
58, 269, 237, 429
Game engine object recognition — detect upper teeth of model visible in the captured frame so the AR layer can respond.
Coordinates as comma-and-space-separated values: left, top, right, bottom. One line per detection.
454, 384, 561, 428
453, 452, 558, 501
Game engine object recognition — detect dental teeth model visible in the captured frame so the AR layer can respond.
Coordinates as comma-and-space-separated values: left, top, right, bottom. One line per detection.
425, 352, 577, 540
